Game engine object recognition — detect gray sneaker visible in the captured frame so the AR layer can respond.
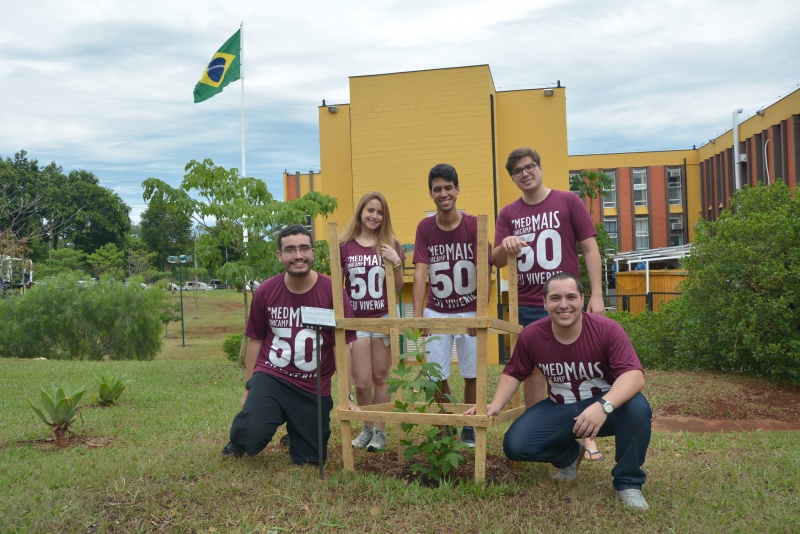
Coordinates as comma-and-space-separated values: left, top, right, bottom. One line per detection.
366, 428, 386, 452
460, 426, 476, 448
617, 489, 649, 510
552, 443, 585, 482
351, 424, 374, 448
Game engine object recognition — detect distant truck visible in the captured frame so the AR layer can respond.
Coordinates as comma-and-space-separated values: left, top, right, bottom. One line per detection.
1, 255, 33, 293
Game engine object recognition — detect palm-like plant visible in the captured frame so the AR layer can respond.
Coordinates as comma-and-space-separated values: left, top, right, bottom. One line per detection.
93, 371, 131, 406
27, 384, 87, 448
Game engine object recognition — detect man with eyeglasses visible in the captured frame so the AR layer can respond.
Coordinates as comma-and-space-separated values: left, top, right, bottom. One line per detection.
222, 224, 356, 465
493, 148, 605, 415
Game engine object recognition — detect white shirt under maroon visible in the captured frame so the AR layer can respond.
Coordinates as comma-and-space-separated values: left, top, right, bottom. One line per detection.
339, 240, 405, 318
503, 313, 643, 404
494, 190, 596, 307
413, 213, 491, 314
246, 272, 354, 396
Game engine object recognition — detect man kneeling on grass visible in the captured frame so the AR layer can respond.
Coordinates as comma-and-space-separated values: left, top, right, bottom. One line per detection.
465, 272, 652, 510
222, 225, 356, 465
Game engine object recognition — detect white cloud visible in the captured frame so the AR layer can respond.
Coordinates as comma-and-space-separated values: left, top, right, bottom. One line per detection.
1, 0, 798, 222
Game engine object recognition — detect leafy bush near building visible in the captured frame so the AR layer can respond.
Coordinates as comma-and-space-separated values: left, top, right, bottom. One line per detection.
607, 310, 675, 371
668, 182, 800, 383
0, 273, 167, 360
610, 183, 800, 384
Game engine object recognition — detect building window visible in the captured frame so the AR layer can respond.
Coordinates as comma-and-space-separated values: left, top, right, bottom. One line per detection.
668, 167, 683, 206
635, 216, 649, 250
604, 217, 619, 249
305, 215, 314, 241
669, 214, 684, 246
632, 168, 648, 207
603, 170, 617, 208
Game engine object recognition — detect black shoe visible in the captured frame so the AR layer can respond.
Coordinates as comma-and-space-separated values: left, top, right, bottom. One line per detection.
461, 426, 476, 448
280, 434, 291, 447
222, 441, 244, 458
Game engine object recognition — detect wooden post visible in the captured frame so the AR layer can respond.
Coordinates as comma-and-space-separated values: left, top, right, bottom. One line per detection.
328, 218, 523, 482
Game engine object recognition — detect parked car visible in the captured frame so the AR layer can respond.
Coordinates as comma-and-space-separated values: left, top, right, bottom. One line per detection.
245, 280, 260, 291
167, 282, 180, 291
182, 281, 213, 291
209, 278, 226, 289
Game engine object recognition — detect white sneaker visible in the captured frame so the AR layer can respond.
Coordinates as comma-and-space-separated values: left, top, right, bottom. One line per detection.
351, 424, 373, 448
552, 444, 585, 482
617, 489, 649, 510
366, 429, 386, 452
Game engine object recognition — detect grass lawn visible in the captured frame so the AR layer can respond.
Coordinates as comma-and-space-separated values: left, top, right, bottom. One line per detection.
2, 289, 798, 532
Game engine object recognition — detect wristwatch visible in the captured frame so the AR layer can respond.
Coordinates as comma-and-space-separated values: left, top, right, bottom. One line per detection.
598, 397, 614, 414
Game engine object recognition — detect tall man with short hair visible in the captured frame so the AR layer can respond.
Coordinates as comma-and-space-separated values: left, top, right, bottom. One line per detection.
413, 163, 491, 448
495, 147, 607, 458
466, 273, 652, 510
222, 224, 355, 465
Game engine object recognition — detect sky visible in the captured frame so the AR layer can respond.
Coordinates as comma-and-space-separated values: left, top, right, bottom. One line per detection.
2, 0, 798, 223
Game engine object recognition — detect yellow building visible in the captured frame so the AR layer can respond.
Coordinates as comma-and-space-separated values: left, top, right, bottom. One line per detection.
285, 64, 800, 360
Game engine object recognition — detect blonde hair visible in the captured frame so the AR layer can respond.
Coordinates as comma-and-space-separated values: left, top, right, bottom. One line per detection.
339, 192, 398, 253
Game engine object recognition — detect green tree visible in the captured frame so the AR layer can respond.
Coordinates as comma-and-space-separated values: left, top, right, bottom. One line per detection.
569, 170, 617, 302
87, 243, 125, 280
34, 248, 88, 278
53, 170, 131, 254
139, 195, 194, 271
669, 182, 800, 382
0, 273, 166, 360
142, 159, 337, 323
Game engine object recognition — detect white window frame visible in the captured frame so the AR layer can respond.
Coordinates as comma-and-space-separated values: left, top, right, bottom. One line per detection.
667, 167, 683, 206
632, 168, 648, 207
603, 170, 617, 209
635, 216, 649, 250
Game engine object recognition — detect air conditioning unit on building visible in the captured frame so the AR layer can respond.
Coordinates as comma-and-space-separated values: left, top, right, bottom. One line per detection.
737, 154, 748, 163
671, 223, 683, 230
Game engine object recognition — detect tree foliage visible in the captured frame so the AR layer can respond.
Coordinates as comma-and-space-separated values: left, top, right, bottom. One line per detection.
142, 159, 337, 323
139, 195, 194, 271
569, 170, 617, 301
0, 151, 131, 262
665, 182, 800, 382
0, 273, 166, 360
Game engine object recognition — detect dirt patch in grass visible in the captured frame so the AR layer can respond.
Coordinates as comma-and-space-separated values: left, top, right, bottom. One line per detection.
651, 372, 800, 432
356, 449, 527, 488
27, 434, 115, 450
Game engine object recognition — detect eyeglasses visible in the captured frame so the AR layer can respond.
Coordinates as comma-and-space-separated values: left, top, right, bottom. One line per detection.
281, 244, 313, 255
511, 163, 539, 178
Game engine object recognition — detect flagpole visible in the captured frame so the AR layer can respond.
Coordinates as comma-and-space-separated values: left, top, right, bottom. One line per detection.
240, 21, 248, 249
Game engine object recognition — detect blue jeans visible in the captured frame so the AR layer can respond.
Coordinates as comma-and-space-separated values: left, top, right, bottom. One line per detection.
519, 305, 548, 328
503, 392, 652, 491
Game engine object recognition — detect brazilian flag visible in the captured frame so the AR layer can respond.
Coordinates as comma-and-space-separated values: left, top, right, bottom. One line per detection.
193, 29, 241, 103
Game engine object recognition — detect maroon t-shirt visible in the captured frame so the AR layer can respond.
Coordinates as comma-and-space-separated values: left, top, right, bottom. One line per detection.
413, 213, 491, 313
246, 272, 355, 396
494, 190, 596, 307
340, 240, 405, 318
503, 313, 643, 404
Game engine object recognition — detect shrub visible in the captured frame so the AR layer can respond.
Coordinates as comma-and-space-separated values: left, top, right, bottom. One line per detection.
223, 333, 244, 363
92, 371, 131, 406
0, 273, 166, 360
607, 310, 675, 370
669, 183, 800, 383
387, 330, 469, 484
27, 383, 87, 447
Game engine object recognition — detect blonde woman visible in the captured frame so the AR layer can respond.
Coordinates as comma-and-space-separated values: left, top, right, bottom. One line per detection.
339, 192, 405, 452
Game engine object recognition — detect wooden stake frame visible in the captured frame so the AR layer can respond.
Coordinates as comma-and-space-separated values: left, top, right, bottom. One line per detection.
329, 216, 522, 482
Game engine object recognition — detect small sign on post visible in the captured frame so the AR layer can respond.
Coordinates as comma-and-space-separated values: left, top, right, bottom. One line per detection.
300, 306, 336, 479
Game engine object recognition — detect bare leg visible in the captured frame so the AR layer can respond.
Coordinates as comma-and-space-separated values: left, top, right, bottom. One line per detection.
463, 377, 476, 405
523, 367, 548, 408
370, 338, 391, 432
350, 337, 374, 429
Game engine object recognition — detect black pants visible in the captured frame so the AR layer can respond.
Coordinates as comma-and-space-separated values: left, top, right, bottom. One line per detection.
228, 372, 333, 465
